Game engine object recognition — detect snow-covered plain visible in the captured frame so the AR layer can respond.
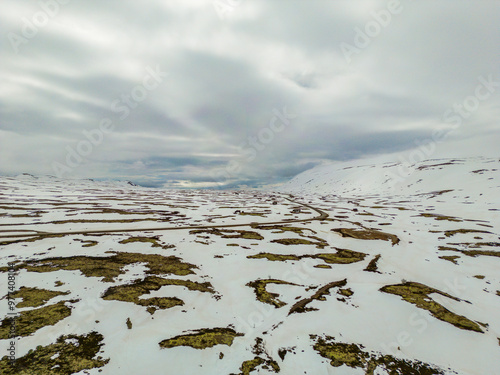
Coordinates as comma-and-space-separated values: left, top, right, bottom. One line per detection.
0, 158, 499, 375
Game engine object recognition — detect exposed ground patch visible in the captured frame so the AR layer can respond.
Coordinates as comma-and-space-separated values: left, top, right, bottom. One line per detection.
238, 212, 266, 217
0, 332, 109, 374
311, 335, 444, 374
0, 301, 74, 338
3, 287, 70, 308
271, 237, 328, 249
119, 236, 174, 249
439, 255, 460, 265
246, 279, 299, 308
289, 279, 347, 315
248, 249, 366, 265
2, 252, 197, 282
251, 225, 316, 235
235, 358, 266, 375
364, 254, 381, 273
0, 234, 65, 247
190, 229, 264, 240
418, 213, 463, 222
231, 338, 280, 375
159, 328, 244, 349
314, 264, 332, 269
438, 245, 500, 258
450, 242, 500, 249
444, 229, 492, 237
102, 276, 215, 314
331, 228, 399, 245
44, 218, 164, 225
248, 253, 301, 262
419, 189, 455, 197
380, 282, 483, 332
461, 250, 500, 258
75, 239, 99, 247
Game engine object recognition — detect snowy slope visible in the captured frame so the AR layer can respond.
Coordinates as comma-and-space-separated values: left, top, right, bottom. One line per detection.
279, 156, 500, 200
0, 167, 499, 375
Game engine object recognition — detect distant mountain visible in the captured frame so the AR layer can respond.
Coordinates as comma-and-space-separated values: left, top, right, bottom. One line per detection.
10, 174, 143, 189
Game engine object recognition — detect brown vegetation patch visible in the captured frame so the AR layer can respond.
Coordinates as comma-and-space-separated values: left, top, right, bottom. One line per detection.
444, 229, 492, 237
102, 276, 214, 314
119, 236, 174, 249
271, 238, 327, 248
439, 255, 460, 265
231, 338, 280, 375
289, 279, 347, 315
159, 328, 243, 349
0, 332, 109, 374
190, 228, 264, 240
0, 301, 73, 339
311, 335, 444, 374
380, 282, 483, 332
248, 248, 366, 265
331, 228, 399, 245
246, 279, 299, 308
1, 252, 197, 282
418, 213, 462, 222
364, 254, 381, 273
3, 287, 69, 308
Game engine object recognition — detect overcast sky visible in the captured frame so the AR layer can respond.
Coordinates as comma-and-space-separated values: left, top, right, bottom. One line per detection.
1, 0, 499, 189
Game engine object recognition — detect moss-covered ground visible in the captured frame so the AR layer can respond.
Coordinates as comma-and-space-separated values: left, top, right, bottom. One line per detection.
119, 236, 174, 249
4, 287, 69, 308
364, 254, 381, 273
246, 279, 299, 308
159, 328, 244, 349
444, 229, 492, 237
248, 248, 366, 265
311, 335, 444, 375
190, 228, 264, 240
230, 338, 280, 375
102, 276, 215, 314
0, 332, 109, 374
439, 255, 460, 264
0, 301, 73, 339
271, 237, 328, 248
418, 213, 463, 222
380, 282, 483, 332
331, 228, 400, 245
1, 252, 197, 282
289, 279, 347, 315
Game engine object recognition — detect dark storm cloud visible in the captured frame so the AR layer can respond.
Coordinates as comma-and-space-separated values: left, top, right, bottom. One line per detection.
1, 0, 499, 188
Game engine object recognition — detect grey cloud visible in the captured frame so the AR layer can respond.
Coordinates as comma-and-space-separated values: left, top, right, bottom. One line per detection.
1, 0, 499, 188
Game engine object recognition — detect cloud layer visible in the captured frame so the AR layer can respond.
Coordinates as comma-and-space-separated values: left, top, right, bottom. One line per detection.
1, 0, 499, 188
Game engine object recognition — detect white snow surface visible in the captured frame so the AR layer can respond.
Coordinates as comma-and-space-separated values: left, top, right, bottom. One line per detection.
0, 161, 499, 375
279, 156, 500, 200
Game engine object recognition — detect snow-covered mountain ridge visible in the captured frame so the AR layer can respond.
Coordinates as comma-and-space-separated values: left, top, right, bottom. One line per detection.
279, 156, 500, 199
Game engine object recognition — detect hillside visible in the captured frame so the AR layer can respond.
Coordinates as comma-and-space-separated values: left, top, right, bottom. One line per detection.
279, 156, 500, 199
